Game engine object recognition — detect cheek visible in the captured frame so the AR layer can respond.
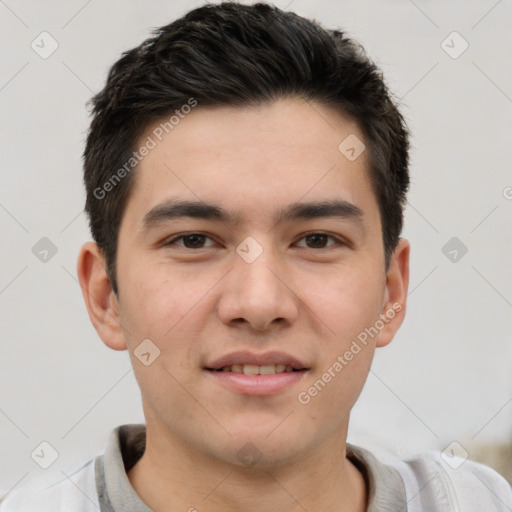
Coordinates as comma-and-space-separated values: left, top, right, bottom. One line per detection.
119, 266, 214, 377
299, 266, 382, 407
303, 265, 384, 341
120, 263, 199, 335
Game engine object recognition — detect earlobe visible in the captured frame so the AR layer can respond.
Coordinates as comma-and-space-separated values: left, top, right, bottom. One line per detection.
375, 238, 410, 348
76, 242, 127, 351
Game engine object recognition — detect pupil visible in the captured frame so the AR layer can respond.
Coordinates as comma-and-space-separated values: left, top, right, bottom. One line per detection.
184, 235, 204, 248
307, 234, 327, 248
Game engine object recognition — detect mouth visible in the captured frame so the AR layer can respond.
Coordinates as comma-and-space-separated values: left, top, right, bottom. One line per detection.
207, 364, 304, 375
204, 351, 309, 395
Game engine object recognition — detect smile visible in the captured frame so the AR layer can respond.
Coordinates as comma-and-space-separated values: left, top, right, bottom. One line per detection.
204, 351, 309, 395
211, 364, 301, 374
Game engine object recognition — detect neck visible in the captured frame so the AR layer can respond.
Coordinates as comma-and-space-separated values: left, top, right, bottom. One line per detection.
127, 423, 367, 512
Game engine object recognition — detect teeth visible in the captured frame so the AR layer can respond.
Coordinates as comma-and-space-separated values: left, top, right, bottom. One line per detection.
243, 364, 259, 375
259, 365, 276, 375
218, 364, 295, 374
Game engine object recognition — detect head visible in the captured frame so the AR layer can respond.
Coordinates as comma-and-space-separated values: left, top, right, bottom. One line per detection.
78, 2, 410, 468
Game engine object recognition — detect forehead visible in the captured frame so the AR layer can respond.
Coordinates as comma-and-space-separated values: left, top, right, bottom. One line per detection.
123, 98, 379, 230
142, 98, 364, 167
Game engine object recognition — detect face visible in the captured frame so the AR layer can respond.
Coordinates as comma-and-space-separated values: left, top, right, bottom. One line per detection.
80, 98, 409, 468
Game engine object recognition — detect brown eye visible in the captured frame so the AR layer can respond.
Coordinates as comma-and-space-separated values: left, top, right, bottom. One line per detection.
296, 233, 341, 249
182, 235, 207, 248
165, 233, 215, 249
305, 234, 329, 248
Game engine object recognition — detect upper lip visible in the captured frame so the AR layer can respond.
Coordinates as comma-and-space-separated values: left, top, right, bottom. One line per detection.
205, 351, 309, 370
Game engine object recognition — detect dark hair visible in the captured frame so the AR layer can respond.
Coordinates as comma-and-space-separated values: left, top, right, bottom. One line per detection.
84, 2, 409, 295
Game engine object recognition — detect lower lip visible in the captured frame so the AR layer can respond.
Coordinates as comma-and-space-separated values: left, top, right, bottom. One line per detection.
205, 370, 307, 396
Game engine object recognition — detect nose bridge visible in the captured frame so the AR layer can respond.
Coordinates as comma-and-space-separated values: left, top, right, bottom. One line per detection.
236, 238, 283, 302
218, 236, 298, 330
239, 244, 280, 295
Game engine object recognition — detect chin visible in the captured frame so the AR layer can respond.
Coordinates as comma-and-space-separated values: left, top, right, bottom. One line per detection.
209, 427, 311, 470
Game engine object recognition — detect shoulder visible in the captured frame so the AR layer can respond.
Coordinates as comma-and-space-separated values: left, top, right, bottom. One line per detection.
391, 450, 512, 511
0, 458, 99, 512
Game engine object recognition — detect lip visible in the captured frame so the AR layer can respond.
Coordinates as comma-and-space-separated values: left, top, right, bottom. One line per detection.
205, 370, 307, 396
205, 350, 308, 370
204, 350, 309, 396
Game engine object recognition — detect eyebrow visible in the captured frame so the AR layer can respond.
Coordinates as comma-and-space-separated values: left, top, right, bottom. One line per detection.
141, 198, 365, 230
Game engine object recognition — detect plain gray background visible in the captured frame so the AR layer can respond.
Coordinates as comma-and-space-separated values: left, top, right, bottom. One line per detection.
1, 0, 511, 496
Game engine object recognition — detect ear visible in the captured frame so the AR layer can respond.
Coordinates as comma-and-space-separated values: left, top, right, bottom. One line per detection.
77, 242, 127, 351
375, 238, 410, 348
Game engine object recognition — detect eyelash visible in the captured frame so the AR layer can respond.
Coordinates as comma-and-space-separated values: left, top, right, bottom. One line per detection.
163, 232, 346, 250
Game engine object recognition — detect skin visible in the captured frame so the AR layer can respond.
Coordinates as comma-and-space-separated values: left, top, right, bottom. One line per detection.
78, 97, 409, 512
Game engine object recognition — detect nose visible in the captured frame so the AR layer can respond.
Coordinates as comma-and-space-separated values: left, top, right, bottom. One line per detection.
217, 244, 299, 332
